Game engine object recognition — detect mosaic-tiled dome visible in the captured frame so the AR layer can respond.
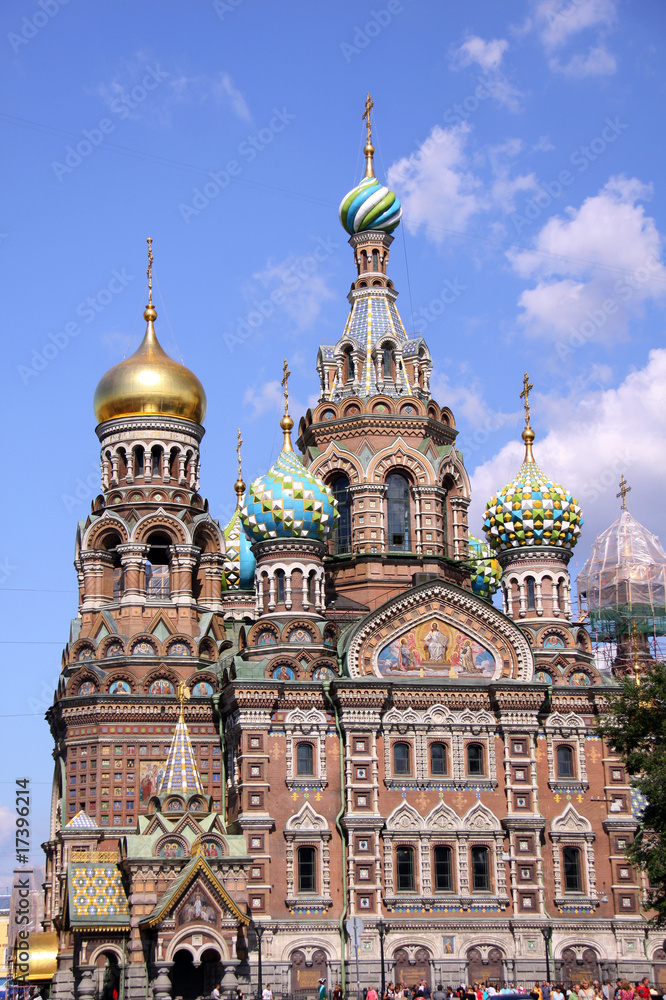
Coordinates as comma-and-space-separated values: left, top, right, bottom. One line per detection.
339, 174, 402, 235
468, 534, 502, 601
483, 455, 583, 554
241, 445, 337, 543
223, 505, 256, 589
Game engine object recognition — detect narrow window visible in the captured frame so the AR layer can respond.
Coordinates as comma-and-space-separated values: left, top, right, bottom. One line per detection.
430, 742, 447, 776
471, 846, 490, 891
296, 743, 314, 776
526, 577, 536, 610
393, 742, 411, 776
386, 473, 411, 552
151, 447, 161, 477
557, 745, 574, 779
563, 847, 582, 892
308, 573, 317, 605
298, 846, 316, 892
467, 743, 484, 776
382, 347, 393, 379
112, 567, 124, 600
134, 446, 144, 477
372, 249, 379, 271
345, 347, 355, 383
275, 570, 285, 603
396, 846, 415, 891
434, 846, 453, 891
146, 563, 169, 599
332, 475, 352, 554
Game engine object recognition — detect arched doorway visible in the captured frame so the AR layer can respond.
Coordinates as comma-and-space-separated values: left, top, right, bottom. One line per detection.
171, 950, 203, 1000
560, 947, 600, 986
393, 948, 432, 991
291, 948, 328, 996
95, 951, 120, 1000
652, 949, 666, 988
467, 947, 503, 987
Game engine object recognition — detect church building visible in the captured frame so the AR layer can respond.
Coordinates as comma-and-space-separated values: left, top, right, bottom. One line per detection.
35, 102, 666, 1000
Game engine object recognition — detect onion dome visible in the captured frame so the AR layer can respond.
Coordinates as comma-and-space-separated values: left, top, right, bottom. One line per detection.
338, 93, 402, 235
482, 373, 583, 554
241, 361, 337, 543
222, 429, 257, 589
468, 534, 502, 601
93, 239, 206, 425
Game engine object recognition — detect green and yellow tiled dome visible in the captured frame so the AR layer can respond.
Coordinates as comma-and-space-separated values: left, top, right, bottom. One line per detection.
483, 455, 583, 554
468, 534, 502, 601
241, 438, 337, 544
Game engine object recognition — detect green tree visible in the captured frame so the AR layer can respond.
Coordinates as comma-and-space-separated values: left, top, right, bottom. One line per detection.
598, 661, 666, 922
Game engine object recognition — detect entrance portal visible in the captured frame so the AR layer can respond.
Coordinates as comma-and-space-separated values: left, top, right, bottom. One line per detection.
560, 948, 600, 986
171, 949, 224, 1000
467, 947, 503, 987
393, 948, 432, 991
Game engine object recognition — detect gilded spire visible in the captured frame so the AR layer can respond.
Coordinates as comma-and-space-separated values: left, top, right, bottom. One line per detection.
362, 92, 375, 178
280, 357, 294, 451
617, 475, 631, 511
156, 682, 205, 799
234, 427, 245, 503
519, 371, 535, 463
145, 236, 156, 322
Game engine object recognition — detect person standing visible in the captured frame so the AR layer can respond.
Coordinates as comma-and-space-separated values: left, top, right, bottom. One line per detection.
636, 980, 651, 1000
368, 987, 379, 1000
262, 985, 273, 1000
319, 980, 328, 1000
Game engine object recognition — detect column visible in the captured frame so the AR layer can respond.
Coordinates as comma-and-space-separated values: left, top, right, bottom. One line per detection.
79, 550, 113, 610
169, 544, 199, 607
535, 578, 544, 617
199, 552, 224, 610
117, 543, 148, 606
448, 496, 471, 560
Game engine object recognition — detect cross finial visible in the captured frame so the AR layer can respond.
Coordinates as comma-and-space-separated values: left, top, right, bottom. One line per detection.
617, 475, 631, 510
177, 681, 190, 720
520, 371, 533, 428
362, 93, 375, 178
281, 358, 291, 416
234, 427, 245, 502
146, 236, 153, 305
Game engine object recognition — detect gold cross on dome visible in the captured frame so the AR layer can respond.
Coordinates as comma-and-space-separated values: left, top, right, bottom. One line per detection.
146, 237, 153, 304
281, 358, 291, 415
617, 475, 631, 510
520, 371, 533, 427
362, 92, 374, 142
236, 427, 243, 476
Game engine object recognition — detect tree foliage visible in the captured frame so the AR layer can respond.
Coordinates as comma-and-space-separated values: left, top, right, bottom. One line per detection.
598, 661, 666, 922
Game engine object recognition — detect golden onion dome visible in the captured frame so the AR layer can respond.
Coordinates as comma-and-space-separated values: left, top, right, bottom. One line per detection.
93, 303, 207, 425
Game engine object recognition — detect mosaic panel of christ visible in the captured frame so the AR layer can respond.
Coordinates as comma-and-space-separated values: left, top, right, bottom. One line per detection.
376, 617, 498, 679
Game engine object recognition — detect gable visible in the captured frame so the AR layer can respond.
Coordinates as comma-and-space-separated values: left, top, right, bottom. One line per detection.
141, 856, 249, 928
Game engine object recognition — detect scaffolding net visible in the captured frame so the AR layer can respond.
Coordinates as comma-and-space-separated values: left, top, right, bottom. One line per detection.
577, 509, 666, 641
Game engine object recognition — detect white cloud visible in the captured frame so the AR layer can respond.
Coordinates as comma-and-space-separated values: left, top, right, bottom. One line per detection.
487, 140, 540, 214
534, 0, 617, 49
532, 135, 555, 152
387, 125, 483, 243
451, 36, 509, 72
243, 378, 309, 430
250, 252, 336, 331
468, 350, 666, 565
549, 44, 617, 77
509, 176, 666, 341
0, 806, 14, 843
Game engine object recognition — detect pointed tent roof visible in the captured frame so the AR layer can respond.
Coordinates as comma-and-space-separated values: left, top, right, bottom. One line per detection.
157, 710, 204, 798
66, 810, 97, 829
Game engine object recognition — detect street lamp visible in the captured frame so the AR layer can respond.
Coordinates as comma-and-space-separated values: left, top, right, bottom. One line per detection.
540, 926, 553, 984
253, 922, 265, 1000
377, 919, 390, 999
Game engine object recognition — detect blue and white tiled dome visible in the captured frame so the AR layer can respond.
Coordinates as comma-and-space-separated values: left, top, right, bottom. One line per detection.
339, 175, 402, 235
241, 446, 337, 543
223, 506, 257, 589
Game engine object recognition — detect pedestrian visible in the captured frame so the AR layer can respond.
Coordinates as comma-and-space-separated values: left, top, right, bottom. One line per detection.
333, 985, 343, 1000
319, 980, 328, 1000
368, 987, 379, 1000
618, 982, 634, 1000
262, 985, 273, 1000
212, 987, 220, 1000
433, 986, 447, 1000
636, 981, 651, 1000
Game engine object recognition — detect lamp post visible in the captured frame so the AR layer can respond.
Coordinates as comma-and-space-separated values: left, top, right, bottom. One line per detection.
540, 926, 552, 985
377, 919, 390, 999
254, 922, 265, 1000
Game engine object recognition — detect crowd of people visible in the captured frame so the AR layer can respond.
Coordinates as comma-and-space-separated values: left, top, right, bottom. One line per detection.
318, 978, 666, 1000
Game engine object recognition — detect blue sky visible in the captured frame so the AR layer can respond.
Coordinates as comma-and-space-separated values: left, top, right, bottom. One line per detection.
2, 0, 666, 884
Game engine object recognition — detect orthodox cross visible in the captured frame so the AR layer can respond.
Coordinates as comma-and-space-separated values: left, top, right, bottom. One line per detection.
236, 427, 243, 478
146, 236, 153, 304
281, 358, 291, 415
617, 475, 631, 510
520, 371, 533, 427
362, 92, 374, 143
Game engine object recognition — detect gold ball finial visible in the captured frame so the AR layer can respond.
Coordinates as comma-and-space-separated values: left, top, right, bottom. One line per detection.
280, 413, 294, 433
143, 303, 157, 322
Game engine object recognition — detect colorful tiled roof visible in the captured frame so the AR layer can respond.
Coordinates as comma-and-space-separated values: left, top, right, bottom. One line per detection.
339, 175, 402, 235
222, 504, 256, 590
328, 290, 412, 399
483, 457, 583, 554
157, 716, 204, 797
241, 446, 336, 543
468, 534, 502, 601
68, 862, 129, 927
66, 810, 97, 829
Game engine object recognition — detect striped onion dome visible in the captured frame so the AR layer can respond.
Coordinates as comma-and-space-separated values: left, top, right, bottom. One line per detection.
339, 174, 402, 235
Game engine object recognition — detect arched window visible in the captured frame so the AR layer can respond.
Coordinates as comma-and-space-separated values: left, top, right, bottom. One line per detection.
556, 579, 565, 609
372, 249, 379, 271
557, 745, 575, 778
344, 346, 355, 384
331, 475, 352, 555
433, 846, 453, 892
382, 346, 393, 380
275, 569, 286, 603
360, 250, 368, 273
145, 532, 171, 599
386, 473, 411, 552
296, 743, 314, 776
562, 847, 582, 892
471, 846, 490, 891
396, 846, 415, 891
393, 742, 411, 776
466, 743, 484, 776
526, 576, 536, 610
112, 567, 124, 600
134, 446, 144, 477
308, 572, 317, 605
297, 846, 316, 893
430, 742, 447, 776
151, 446, 161, 477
